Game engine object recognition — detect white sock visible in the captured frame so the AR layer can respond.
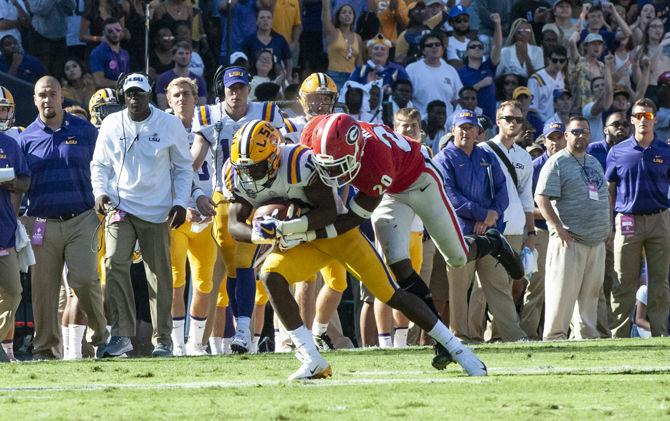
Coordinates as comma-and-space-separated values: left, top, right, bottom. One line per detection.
288, 325, 320, 359
428, 321, 463, 354
394, 328, 408, 348
378, 333, 393, 348
69, 324, 86, 359
222, 337, 232, 354
1, 341, 14, 360
251, 334, 260, 353
171, 318, 186, 348
209, 337, 223, 355
311, 321, 329, 337
236, 316, 251, 333
188, 317, 207, 347
61, 325, 70, 359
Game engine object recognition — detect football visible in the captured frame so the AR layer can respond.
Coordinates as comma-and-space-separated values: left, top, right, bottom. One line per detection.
252, 201, 301, 222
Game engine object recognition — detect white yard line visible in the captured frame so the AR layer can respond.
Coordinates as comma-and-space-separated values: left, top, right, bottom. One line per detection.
0, 365, 668, 394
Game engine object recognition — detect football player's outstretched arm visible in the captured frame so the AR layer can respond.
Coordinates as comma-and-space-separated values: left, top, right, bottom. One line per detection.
314, 191, 382, 239
228, 199, 255, 243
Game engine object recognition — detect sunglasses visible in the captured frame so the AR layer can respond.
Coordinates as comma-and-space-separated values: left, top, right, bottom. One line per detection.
454, 17, 469, 23
125, 90, 149, 98
517, 28, 532, 33
162, 36, 175, 41
632, 112, 655, 120
499, 116, 523, 124
468, 44, 484, 50
551, 57, 567, 64
424, 42, 443, 48
608, 121, 630, 128
570, 128, 590, 136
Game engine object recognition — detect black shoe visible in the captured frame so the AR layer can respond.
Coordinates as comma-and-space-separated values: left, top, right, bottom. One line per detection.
313, 332, 335, 352
31, 349, 57, 361
431, 342, 454, 370
485, 228, 524, 280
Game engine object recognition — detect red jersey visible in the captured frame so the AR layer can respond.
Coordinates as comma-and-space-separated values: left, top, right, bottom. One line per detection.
353, 122, 425, 196
302, 117, 425, 196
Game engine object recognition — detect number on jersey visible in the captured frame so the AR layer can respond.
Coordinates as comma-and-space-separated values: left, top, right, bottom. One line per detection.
372, 126, 411, 151
373, 174, 393, 195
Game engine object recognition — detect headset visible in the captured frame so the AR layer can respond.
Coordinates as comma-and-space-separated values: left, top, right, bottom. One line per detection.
213, 65, 253, 100
115, 72, 155, 106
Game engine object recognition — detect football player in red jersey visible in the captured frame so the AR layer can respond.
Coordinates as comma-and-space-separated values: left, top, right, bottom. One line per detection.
301, 113, 524, 365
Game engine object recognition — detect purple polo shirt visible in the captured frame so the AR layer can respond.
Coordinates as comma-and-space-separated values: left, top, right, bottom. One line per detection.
89, 42, 130, 82
0, 133, 30, 248
19, 113, 98, 218
586, 139, 610, 172
605, 135, 670, 214
532, 152, 549, 230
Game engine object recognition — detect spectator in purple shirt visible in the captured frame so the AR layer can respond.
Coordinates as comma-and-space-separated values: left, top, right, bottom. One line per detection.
89, 18, 130, 89
0, 34, 46, 83
0, 130, 30, 362
19, 76, 107, 360
435, 109, 527, 343
606, 98, 670, 338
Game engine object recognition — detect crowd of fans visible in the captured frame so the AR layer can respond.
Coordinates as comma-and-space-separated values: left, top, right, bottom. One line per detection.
1, 0, 670, 363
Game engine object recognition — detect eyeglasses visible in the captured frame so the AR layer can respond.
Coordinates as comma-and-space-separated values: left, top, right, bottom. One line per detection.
632, 112, 655, 120
424, 42, 442, 48
569, 128, 590, 136
499, 116, 523, 124
454, 17, 469, 23
468, 44, 484, 50
607, 121, 629, 128
551, 57, 567, 64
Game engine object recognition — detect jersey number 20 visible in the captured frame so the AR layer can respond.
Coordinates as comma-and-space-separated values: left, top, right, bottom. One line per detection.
373, 126, 411, 152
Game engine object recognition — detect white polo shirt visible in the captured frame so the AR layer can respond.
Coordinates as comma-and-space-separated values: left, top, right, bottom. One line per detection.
480, 135, 534, 235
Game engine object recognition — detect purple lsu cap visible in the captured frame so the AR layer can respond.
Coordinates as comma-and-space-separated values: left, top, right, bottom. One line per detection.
452, 109, 479, 127
223, 66, 250, 87
543, 120, 565, 137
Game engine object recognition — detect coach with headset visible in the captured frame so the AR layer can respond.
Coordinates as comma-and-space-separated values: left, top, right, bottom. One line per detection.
91, 73, 193, 358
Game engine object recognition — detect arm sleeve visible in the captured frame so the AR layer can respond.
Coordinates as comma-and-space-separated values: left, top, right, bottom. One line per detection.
535, 158, 561, 199
90, 122, 113, 198
605, 148, 618, 182
490, 156, 509, 217
518, 153, 535, 212
169, 120, 195, 209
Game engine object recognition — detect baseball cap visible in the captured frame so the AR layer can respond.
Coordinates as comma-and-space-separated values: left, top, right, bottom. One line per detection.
448, 5, 468, 19
553, 0, 571, 8
584, 33, 604, 44
223, 66, 250, 87
613, 85, 630, 98
424, 0, 443, 6
512, 86, 531, 99
230, 51, 248, 65
658, 71, 670, 86
526, 143, 544, 154
542, 120, 565, 137
452, 109, 478, 127
408, 1, 425, 11
553, 89, 571, 101
123, 73, 151, 93
542, 23, 560, 36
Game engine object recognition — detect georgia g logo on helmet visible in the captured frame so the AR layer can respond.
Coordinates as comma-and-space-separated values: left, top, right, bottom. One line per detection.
345, 125, 360, 145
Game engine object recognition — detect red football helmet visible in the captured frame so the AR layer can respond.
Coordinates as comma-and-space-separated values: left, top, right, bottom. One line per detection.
311, 113, 364, 188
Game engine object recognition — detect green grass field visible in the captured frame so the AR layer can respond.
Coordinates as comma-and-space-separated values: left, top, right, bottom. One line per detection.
1, 339, 669, 420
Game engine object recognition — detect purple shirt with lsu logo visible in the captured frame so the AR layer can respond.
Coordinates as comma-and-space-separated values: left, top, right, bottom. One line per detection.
0, 133, 30, 249
89, 42, 130, 82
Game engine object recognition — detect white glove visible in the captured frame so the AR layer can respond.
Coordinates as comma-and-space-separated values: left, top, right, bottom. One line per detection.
278, 231, 316, 251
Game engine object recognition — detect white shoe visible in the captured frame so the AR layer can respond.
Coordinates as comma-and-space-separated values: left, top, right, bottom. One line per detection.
186, 341, 208, 356
288, 352, 332, 381
231, 329, 251, 354
452, 347, 487, 376
173, 345, 187, 357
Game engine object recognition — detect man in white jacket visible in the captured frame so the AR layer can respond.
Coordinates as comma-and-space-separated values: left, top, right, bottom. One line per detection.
90, 73, 193, 358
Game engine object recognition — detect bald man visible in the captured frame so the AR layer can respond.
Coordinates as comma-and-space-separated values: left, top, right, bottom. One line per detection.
18, 76, 108, 360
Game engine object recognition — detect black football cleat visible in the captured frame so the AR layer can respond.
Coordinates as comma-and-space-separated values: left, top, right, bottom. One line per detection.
485, 228, 525, 280
432, 342, 455, 370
